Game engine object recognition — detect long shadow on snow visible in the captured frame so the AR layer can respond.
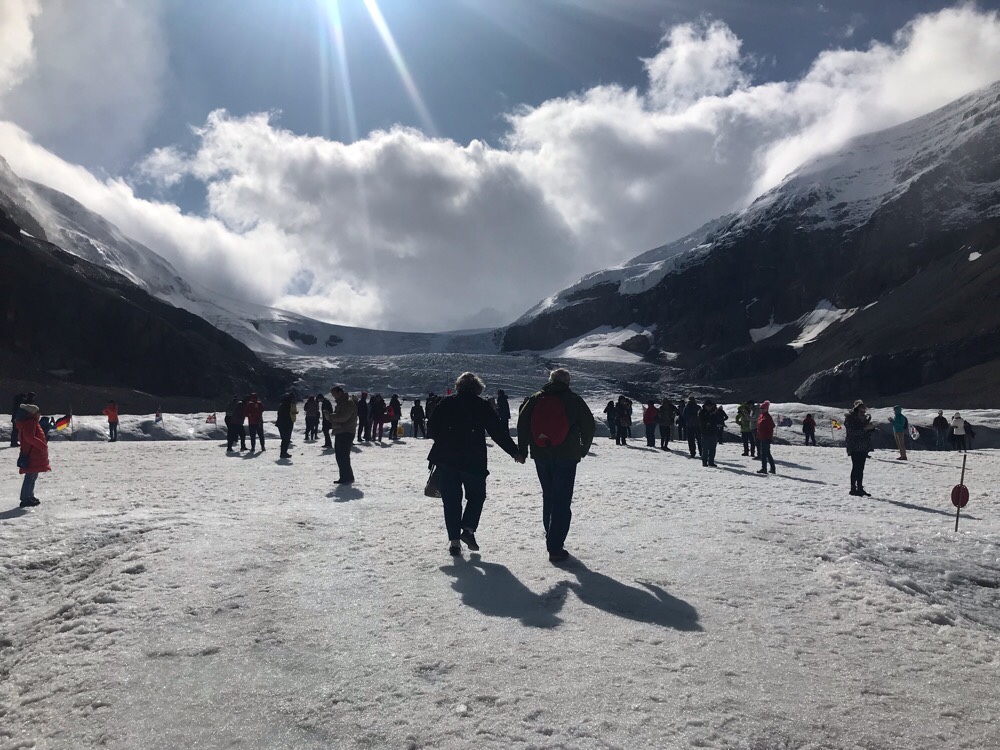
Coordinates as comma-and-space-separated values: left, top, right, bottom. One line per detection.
869, 495, 976, 520
0, 507, 28, 520
440, 558, 568, 629
565, 559, 702, 632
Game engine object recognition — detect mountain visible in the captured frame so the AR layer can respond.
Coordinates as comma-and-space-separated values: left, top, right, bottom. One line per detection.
0, 204, 294, 412
503, 80, 1000, 406
0, 157, 500, 358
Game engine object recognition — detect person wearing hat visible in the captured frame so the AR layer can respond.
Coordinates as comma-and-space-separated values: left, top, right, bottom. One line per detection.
932, 410, 949, 450
755, 400, 776, 474
329, 386, 359, 483
15, 401, 50, 507
844, 400, 876, 496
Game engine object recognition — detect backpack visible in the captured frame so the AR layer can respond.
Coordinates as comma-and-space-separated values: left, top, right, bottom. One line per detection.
530, 395, 570, 447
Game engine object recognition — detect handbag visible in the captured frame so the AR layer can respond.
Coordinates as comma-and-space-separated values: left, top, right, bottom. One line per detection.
16, 453, 29, 469
424, 466, 441, 498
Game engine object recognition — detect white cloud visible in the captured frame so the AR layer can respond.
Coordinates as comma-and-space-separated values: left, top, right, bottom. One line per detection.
0, 0, 40, 90
0, 0, 168, 170
2, 6, 1000, 332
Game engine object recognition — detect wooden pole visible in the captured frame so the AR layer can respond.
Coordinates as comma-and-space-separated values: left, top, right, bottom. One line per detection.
955, 454, 968, 532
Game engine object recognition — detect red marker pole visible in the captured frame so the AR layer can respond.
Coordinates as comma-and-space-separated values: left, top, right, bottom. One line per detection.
952, 454, 969, 532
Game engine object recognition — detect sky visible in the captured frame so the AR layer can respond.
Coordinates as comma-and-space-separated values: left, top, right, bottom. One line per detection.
2, 1, 1000, 332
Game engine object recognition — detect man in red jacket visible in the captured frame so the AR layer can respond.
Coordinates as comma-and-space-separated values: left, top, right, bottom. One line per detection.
16, 402, 50, 507
756, 400, 776, 475
244, 393, 266, 452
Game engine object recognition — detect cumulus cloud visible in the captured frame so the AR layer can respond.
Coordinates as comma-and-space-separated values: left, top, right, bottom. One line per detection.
0, 0, 168, 170
2, 5, 1000, 332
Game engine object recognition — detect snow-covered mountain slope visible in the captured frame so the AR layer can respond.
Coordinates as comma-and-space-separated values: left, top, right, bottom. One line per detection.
0, 157, 501, 357
511, 79, 1000, 336
504, 80, 1000, 404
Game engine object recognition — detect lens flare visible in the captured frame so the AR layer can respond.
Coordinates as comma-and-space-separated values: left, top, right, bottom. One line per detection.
361, 0, 438, 136
317, 0, 359, 142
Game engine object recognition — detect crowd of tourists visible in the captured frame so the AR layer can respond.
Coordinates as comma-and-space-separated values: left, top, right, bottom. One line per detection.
6, 384, 985, 559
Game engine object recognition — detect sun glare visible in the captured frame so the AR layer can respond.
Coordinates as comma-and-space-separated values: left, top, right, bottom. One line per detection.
318, 0, 359, 141
361, 0, 438, 136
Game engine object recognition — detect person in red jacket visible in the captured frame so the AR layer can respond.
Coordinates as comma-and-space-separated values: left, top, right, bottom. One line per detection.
642, 401, 659, 447
756, 400, 776, 475
244, 393, 266, 452
16, 402, 50, 507
102, 400, 120, 442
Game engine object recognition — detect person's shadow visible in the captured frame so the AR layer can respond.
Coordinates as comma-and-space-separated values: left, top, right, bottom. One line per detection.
565, 560, 702, 631
440, 558, 569, 629
327, 485, 364, 502
0, 507, 28, 520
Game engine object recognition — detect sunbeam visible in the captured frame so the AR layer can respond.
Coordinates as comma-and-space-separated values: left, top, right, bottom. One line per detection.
317, 0, 359, 142
361, 0, 438, 136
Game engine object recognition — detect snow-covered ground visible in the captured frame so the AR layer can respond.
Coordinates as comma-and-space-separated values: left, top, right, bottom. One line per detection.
2, 421, 998, 749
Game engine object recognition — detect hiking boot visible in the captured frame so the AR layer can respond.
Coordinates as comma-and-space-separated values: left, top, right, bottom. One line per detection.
460, 530, 479, 551
548, 549, 570, 563
849, 488, 861, 496
19, 497, 40, 507
448, 542, 461, 556
756, 468, 768, 474
769, 468, 776, 474
858, 487, 872, 497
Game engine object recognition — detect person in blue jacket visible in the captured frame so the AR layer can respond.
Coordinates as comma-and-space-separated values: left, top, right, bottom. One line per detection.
890, 405, 908, 460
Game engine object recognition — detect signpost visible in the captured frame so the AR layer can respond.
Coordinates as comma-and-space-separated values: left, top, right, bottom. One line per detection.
951, 454, 970, 532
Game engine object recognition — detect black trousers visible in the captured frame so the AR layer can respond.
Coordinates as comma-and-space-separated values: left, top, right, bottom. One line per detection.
804, 428, 816, 446
9, 418, 18, 447
109, 422, 119, 441
226, 419, 240, 449
687, 430, 701, 457
248, 423, 265, 450
322, 423, 332, 448
741, 431, 755, 455
535, 458, 577, 553
304, 416, 319, 440
412, 419, 426, 438
645, 423, 656, 446
659, 423, 671, 447
334, 432, 354, 481
278, 424, 292, 456
435, 465, 486, 540
850, 451, 867, 489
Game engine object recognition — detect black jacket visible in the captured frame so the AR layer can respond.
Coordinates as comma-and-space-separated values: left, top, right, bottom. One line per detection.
427, 392, 520, 475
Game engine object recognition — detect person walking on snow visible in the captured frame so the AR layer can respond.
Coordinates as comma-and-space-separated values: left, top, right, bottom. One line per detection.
303, 395, 320, 441
932, 410, 949, 450
496, 389, 512, 432
657, 397, 677, 450
329, 386, 359, 484
428, 372, 525, 556
889, 405, 908, 460
276, 393, 295, 459
225, 396, 245, 451
356, 393, 370, 442
518, 368, 595, 563
410, 399, 426, 438
756, 401, 776, 474
682, 396, 702, 458
244, 393, 265, 452
388, 395, 403, 439
736, 401, 755, 456
370, 394, 386, 442
319, 393, 334, 449
643, 401, 659, 447
15, 401, 49, 507
950, 413, 967, 453
699, 400, 726, 467
102, 400, 119, 442
615, 397, 630, 446
603, 400, 617, 441
802, 413, 817, 446
845, 400, 875, 496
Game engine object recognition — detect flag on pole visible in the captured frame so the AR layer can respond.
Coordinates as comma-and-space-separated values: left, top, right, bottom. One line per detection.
55, 414, 72, 431
831, 419, 843, 430
206, 413, 217, 424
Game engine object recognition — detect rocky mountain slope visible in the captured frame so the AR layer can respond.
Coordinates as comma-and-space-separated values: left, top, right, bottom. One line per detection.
0, 206, 294, 412
503, 80, 1000, 406
0, 157, 499, 358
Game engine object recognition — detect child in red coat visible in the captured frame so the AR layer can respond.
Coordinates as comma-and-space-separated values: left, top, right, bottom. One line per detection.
16, 403, 50, 507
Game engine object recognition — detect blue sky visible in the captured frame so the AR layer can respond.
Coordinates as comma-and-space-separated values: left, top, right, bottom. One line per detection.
3, 1, 1000, 331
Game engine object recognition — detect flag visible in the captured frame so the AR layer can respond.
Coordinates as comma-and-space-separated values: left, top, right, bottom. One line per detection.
831, 419, 842, 430
206, 413, 217, 424
154, 409, 162, 423
55, 414, 72, 431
